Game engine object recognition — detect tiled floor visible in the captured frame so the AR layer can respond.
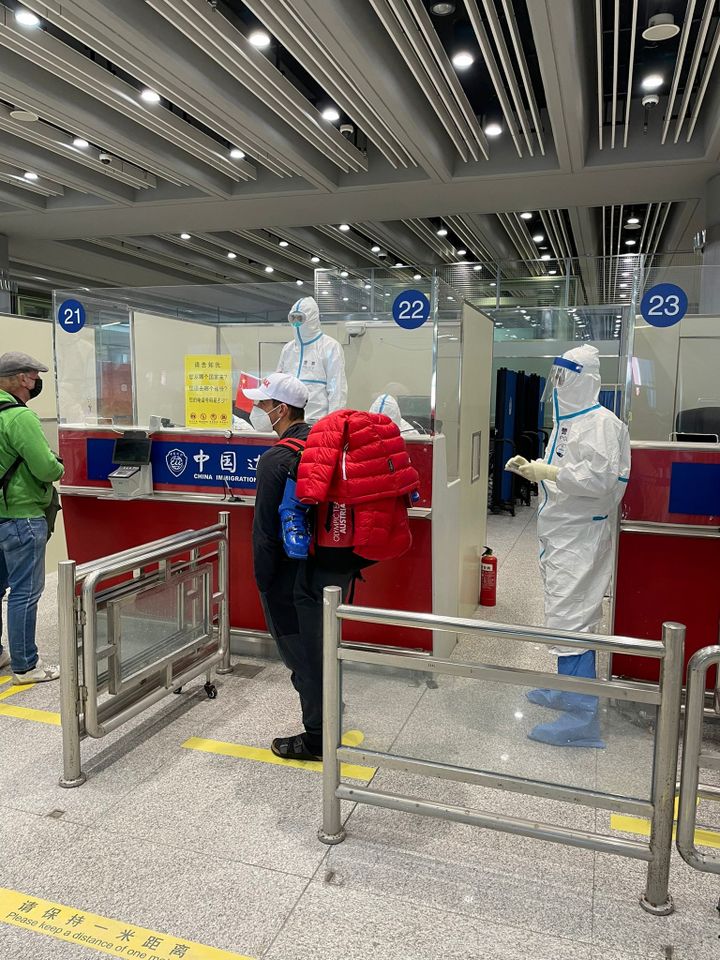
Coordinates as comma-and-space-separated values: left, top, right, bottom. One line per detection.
0, 503, 718, 960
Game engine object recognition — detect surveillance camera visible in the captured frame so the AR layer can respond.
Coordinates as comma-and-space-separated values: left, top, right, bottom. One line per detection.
98, 152, 113, 165
340, 123, 354, 139
346, 321, 366, 337
641, 94, 659, 109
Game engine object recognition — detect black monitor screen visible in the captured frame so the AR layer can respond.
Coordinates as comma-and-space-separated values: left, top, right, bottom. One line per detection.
112, 437, 152, 465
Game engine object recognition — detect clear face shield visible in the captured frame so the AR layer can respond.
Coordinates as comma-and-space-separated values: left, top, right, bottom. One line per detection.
540, 356, 584, 405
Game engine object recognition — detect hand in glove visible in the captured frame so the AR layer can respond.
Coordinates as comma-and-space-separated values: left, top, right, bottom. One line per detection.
518, 459, 559, 483
504, 455, 529, 474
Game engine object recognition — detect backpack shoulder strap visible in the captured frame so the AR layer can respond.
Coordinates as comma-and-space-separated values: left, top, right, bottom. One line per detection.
0, 400, 27, 506
276, 437, 307, 453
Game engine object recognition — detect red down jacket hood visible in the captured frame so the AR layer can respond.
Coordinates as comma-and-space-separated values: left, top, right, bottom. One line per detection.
295, 408, 418, 505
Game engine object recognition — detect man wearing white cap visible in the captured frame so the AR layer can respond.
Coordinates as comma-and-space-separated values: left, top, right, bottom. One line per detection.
0, 352, 63, 683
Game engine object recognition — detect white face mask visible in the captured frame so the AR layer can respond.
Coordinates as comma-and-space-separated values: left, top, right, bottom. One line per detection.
250, 403, 282, 433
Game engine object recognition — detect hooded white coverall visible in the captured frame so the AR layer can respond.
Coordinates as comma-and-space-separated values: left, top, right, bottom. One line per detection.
369, 394, 420, 437
538, 344, 631, 649
277, 297, 347, 422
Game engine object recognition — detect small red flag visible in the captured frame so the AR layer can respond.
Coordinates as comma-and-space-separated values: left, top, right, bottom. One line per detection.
235, 371, 259, 412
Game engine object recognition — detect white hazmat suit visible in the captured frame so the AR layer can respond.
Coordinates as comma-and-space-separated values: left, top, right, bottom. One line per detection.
369, 394, 420, 437
506, 344, 630, 747
276, 296, 347, 422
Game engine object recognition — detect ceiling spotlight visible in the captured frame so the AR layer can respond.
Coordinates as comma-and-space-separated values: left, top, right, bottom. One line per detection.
413, 273, 422, 280
279, 240, 289, 247
23, 171, 38, 181
371, 244, 381, 253
364, 283, 371, 290
540, 253, 551, 261
456, 248, 467, 256
249, 30, 271, 48
338, 223, 350, 232
437, 227, 448, 236
641, 74, 663, 91
342, 296, 349, 302
227, 251, 237, 259
520, 212, 533, 219
473, 264, 482, 271
9, 109, 39, 122
619, 283, 629, 289
549, 269, 557, 275
340, 270, 349, 278
14, 8, 40, 27
625, 239, 637, 246
264, 265, 274, 273
72, 137, 90, 149
430, 1, 455, 14
140, 88, 161, 104
311, 256, 320, 263
229, 147, 245, 160
627, 216, 640, 224
532, 233, 544, 243
484, 122, 503, 137
322, 106, 341, 122
394, 261, 404, 267
642, 13, 680, 42
296, 279, 303, 286
452, 51, 475, 70
180, 233, 191, 240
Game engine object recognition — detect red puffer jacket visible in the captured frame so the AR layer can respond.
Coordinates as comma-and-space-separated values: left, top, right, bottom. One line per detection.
295, 409, 419, 561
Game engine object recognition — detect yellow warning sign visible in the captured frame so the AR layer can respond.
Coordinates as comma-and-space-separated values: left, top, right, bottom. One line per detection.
184, 354, 232, 429
0, 888, 254, 959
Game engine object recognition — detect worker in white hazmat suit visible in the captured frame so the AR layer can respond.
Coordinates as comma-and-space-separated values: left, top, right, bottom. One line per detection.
276, 297, 347, 422
505, 344, 630, 748
369, 394, 421, 437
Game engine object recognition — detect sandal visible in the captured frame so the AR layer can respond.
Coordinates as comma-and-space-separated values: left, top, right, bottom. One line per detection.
271, 734, 322, 761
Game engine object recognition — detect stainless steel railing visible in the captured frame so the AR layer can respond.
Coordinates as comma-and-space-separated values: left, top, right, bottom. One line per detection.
677, 644, 720, 875
319, 586, 685, 916
58, 512, 232, 788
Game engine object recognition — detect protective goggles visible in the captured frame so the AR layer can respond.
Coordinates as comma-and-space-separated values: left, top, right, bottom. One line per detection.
289, 311, 305, 325
541, 356, 583, 404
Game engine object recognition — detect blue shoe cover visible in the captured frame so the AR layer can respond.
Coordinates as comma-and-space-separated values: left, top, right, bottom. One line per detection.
278, 478, 311, 559
526, 650, 598, 713
528, 710, 606, 749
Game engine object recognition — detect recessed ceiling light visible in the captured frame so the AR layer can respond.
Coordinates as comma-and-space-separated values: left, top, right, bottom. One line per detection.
180, 233, 191, 240
619, 283, 629, 288
431, 2, 455, 14
473, 264, 482, 271
340, 270, 349, 278
484, 122, 503, 137
15, 8, 40, 27
452, 51, 474, 70
520, 212, 533, 219
532, 233, 544, 243
490, 282, 496, 287
338, 223, 350, 232
264, 265, 274, 273
371, 244, 381, 253
413, 273, 422, 280
23, 171, 38, 181
642, 13, 680, 42
10, 109, 39, 122
72, 137, 89, 149
311, 256, 320, 263
437, 227, 448, 236
230, 148, 245, 160
394, 261, 404, 267
279, 240, 289, 247
364, 283, 371, 289
296, 279, 303, 285
362, 305, 368, 310
625, 239, 637, 246
641, 74, 663, 91
322, 106, 340, 122
249, 30, 271, 48
540, 253, 551, 261
342, 296, 349, 302
140, 88, 161, 104
627, 216, 640, 224
625, 222, 641, 230
227, 251, 237, 259
549, 269, 557, 275
456, 248, 467, 256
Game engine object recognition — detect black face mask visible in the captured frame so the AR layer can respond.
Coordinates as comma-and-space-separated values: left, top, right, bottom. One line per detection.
28, 377, 43, 399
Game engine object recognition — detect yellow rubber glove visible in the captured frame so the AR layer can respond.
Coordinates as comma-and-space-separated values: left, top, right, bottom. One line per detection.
518, 459, 559, 483
504, 455, 529, 474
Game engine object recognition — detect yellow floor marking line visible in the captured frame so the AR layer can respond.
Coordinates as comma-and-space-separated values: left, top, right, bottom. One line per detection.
0, 703, 60, 725
0, 675, 11, 686
182, 729, 375, 781
0, 887, 255, 960
611, 793, 720, 850
0, 682, 36, 703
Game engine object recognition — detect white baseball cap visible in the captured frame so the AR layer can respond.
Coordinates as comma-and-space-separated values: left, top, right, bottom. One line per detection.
242, 371, 309, 408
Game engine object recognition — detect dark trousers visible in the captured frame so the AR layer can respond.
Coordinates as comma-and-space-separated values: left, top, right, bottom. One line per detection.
260, 561, 355, 751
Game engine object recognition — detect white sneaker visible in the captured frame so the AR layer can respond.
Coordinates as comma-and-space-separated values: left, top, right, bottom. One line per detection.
13, 659, 60, 684
0, 650, 10, 670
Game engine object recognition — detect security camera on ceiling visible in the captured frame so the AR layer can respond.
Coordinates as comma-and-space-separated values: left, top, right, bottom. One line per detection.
340, 124, 354, 140
641, 94, 659, 109
98, 152, 113, 165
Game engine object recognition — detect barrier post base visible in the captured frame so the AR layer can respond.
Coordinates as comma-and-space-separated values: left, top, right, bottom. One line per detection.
640, 894, 674, 916
318, 827, 346, 846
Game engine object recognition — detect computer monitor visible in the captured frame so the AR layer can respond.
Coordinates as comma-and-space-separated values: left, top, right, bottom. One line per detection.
112, 436, 153, 465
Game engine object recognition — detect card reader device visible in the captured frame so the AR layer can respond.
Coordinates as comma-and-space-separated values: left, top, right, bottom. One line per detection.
108, 433, 153, 498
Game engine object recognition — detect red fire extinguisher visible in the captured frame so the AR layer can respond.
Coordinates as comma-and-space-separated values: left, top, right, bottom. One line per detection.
480, 547, 497, 607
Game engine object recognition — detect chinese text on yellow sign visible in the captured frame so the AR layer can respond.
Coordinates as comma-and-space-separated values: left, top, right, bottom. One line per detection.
184, 355, 232, 429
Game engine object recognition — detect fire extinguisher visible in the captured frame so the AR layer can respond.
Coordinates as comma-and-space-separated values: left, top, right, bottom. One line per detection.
480, 547, 497, 607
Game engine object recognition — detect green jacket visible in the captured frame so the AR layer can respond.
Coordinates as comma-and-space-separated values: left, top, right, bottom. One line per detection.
0, 389, 64, 519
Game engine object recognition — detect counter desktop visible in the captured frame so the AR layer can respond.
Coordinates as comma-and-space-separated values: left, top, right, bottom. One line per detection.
53, 280, 494, 656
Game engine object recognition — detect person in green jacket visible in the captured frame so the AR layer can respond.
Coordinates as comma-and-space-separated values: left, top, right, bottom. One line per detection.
0, 352, 64, 683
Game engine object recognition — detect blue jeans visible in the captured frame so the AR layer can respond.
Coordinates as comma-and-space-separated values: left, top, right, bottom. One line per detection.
0, 517, 47, 673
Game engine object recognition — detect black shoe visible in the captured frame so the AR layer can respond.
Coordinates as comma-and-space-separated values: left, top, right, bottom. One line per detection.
271, 734, 322, 762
